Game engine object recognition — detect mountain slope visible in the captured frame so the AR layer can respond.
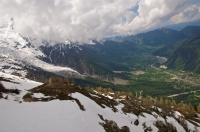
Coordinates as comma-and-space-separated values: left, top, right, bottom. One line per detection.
0, 17, 79, 77
126, 28, 187, 46
153, 26, 200, 58
39, 43, 116, 78
180, 26, 200, 37
152, 40, 186, 58
0, 17, 158, 80
39, 40, 152, 78
166, 31, 200, 72
0, 72, 199, 132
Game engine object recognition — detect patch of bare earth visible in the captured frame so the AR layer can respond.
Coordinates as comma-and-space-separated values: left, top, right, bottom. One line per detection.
111, 77, 129, 85
89, 75, 129, 85
131, 71, 145, 75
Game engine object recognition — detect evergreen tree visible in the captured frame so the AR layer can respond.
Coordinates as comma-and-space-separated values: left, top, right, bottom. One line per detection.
71, 79, 75, 85
154, 97, 158, 106
159, 97, 164, 106
49, 77, 52, 84
64, 77, 69, 84
107, 88, 113, 92
178, 101, 184, 107
171, 100, 176, 107
128, 92, 133, 97
165, 99, 169, 105
197, 104, 200, 113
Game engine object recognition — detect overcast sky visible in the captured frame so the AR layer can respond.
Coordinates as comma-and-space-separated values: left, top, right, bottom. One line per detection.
0, 0, 200, 43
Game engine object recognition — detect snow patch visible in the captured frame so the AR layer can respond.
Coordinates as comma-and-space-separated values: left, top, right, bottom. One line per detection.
32, 93, 49, 98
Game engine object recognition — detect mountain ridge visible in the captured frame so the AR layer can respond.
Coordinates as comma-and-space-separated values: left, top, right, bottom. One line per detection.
0, 18, 79, 78
0, 72, 199, 132
126, 27, 188, 46
166, 31, 200, 73
126, 26, 200, 47
153, 26, 200, 58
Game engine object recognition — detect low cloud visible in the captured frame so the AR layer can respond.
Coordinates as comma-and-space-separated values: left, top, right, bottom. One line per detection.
171, 5, 200, 24
0, 0, 200, 44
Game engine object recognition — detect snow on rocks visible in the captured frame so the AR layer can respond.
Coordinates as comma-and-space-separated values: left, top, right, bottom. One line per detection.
32, 93, 49, 98
174, 111, 185, 118
0, 72, 199, 132
0, 17, 80, 77
166, 116, 185, 132
0, 72, 42, 101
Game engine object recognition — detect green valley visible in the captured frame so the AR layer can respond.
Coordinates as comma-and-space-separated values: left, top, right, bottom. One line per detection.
72, 26, 200, 106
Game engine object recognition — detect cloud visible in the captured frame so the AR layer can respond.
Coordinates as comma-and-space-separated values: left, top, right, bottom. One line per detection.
0, 0, 200, 44
171, 5, 200, 24
114, 0, 200, 34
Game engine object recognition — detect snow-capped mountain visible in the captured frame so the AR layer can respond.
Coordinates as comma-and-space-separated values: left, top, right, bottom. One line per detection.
0, 16, 79, 77
0, 16, 108, 79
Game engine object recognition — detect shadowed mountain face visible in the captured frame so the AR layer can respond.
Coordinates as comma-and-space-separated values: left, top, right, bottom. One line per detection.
180, 26, 200, 37
39, 40, 151, 77
152, 40, 186, 58
166, 31, 200, 73
39, 43, 116, 78
38, 26, 200, 77
153, 26, 200, 58
126, 28, 188, 46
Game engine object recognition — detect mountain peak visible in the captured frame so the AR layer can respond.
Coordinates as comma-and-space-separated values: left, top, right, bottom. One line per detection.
0, 18, 80, 77
157, 27, 174, 34
158, 27, 168, 30
0, 16, 14, 29
0, 16, 28, 49
126, 27, 186, 46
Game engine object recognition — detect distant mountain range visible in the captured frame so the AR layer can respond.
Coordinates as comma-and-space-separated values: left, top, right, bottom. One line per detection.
126, 26, 200, 46
152, 26, 200, 73
1, 16, 200, 79
153, 26, 200, 57
38, 25, 200, 78
179, 26, 200, 36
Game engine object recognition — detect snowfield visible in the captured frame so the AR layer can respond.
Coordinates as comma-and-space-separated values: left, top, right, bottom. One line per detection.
0, 72, 42, 101
0, 72, 199, 132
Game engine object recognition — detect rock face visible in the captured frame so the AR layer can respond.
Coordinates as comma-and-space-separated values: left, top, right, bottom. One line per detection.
0, 92, 2, 98
134, 119, 139, 126
100, 119, 130, 132
155, 121, 177, 132
0, 82, 5, 98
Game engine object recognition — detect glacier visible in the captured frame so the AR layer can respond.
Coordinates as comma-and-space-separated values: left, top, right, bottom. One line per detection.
0, 16, 79, 77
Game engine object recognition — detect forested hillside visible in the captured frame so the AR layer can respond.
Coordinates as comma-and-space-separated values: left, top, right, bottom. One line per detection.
167, 31, 200, 73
